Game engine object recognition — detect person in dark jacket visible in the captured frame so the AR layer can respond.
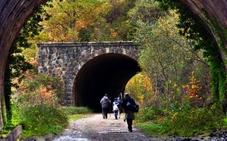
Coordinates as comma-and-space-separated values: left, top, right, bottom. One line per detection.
100, 94, 111, 119
122, 93, 136, 132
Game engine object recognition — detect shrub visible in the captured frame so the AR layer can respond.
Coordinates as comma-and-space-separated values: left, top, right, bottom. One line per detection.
19, 104, 68, 137
137, 107, 165, 122
137, 122, 163, 136
12, 97, 68, 138
161, 104, 224, 136
136, 103, 224, 137
19, 73, 64, 104
11, 73, 68, 138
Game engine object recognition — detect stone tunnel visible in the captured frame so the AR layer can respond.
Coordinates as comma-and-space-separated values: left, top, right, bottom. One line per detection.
38, 41, 141, 112
74, 53, 141, 112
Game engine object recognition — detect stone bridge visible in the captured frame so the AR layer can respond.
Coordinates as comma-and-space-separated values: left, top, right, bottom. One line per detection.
38, 41, 141, 111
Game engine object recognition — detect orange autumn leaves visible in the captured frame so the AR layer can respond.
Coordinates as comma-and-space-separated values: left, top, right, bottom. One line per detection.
15, 73, 61, 107
183, 72, 202, 106
37, 86, 58, 106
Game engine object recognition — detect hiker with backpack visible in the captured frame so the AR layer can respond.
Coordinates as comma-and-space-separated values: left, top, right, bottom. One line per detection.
122, 93, 139, 132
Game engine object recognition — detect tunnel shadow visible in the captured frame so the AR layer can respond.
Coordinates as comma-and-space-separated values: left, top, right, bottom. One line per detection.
73, 53, 141, 112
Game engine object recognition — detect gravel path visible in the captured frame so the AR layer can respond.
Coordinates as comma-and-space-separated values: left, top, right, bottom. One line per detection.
52, 114, 227, 141
52, 114, 164, 141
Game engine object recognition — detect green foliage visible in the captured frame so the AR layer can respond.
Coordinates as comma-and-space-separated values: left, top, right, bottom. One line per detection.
154, 0, 227, 105
136, 103, 225, 137
223, 117, 227, 127
134, 10, 208, 101
137, 122, 163, 136
11, 72, 67, 137
161, 105, 224, 136
136, 107, 164, 122
14, 104, 68, 137
127, 0, 162, 24
78, 27, 93, 42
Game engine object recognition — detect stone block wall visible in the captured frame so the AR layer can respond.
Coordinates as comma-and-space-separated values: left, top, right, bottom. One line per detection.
38, 41, 139, 105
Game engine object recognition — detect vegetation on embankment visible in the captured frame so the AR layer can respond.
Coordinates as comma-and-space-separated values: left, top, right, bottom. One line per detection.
11, 73, 91, 138
125, 0, 227, 137
135, 104, 225, 137
127, 72, 227, 137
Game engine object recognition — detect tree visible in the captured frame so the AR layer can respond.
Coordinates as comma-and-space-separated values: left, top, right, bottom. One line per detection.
37, 0, 141, 42
134, 10, 209, 104
125, 73, 154, 107
38, 0, 111, 41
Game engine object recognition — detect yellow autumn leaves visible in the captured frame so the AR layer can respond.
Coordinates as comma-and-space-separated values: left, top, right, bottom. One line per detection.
125, 72, 154, 106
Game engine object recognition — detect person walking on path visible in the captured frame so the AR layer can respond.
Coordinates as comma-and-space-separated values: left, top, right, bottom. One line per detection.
113, 98, 120, 119
100, 93, 111, 119
116, 96, 123, 119
122, 93, 138, 132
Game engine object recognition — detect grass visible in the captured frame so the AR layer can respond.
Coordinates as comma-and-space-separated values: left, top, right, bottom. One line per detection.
136, 122, 164, 136
68, 114, 89, 122
61, 106, 92, 115
61, 106, 91, 122
223, 117, 227, 127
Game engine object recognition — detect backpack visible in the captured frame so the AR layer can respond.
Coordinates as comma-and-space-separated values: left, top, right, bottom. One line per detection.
133, 104, 139, 112
126, 101, 139, 113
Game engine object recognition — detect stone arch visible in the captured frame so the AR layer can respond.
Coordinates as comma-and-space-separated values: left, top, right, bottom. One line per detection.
73, 53, 141, 112
38, 42, 139, 105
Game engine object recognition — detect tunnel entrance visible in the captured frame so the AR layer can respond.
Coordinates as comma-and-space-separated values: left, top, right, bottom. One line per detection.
73, 53, 141, 112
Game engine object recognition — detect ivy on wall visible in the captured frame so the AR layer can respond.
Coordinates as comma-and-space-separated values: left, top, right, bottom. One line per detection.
154, 0, 226, 104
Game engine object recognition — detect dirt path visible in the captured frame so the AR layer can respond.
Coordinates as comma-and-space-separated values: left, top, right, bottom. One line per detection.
52, 114, 227, 141
52, 114, 163, 141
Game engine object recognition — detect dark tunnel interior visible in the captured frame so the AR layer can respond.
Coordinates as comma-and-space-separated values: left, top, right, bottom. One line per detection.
73, 53, 141, 112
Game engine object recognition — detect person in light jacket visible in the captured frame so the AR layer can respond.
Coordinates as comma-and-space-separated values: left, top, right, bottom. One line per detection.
100, 94, 111, 119
113, 98, 120, 119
